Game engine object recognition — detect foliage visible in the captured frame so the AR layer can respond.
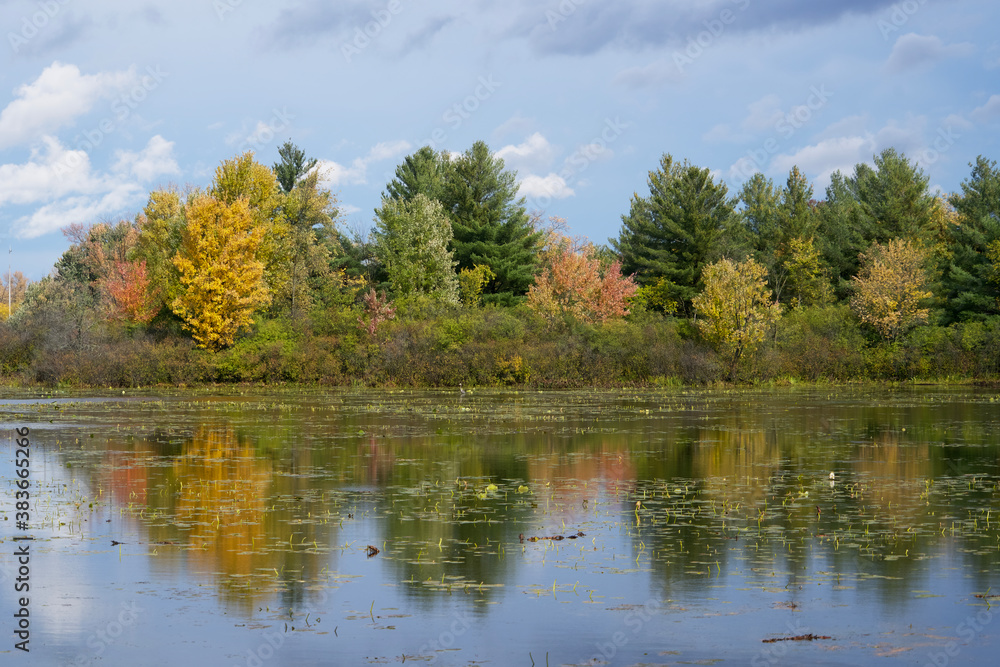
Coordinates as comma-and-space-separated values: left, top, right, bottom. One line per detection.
527, 240, 638, 324
941, 156, 1000, 321
441, 141, 542, 301
373, 194, 459, 303
101, 259, 158, 324
357, 288, 396, 337
211, 151, 290, 297
171, 195, 271, 350
817, 148, 935, 296
0, 271, 31, 320
384, 146, 450, 202
273, 140, 318, 194
779, 236, 833, 309
614, 154, 735, 312
134, 189, 186, 313
849, 239, 932, 340
458, 264, 496, 307
692, 257, 781, 379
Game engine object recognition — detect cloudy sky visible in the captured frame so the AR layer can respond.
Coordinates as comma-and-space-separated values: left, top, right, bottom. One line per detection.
1, 0, 998, 279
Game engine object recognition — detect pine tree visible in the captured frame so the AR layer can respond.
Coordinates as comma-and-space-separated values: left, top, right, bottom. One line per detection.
440, 141, 541, 303
942, 156, 1000, 321
613, 154, 735, 312
384, 146, 450, 202
273, 140, 318, 194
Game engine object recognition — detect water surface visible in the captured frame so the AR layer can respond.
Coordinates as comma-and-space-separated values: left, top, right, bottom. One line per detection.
1, 386, 999, 665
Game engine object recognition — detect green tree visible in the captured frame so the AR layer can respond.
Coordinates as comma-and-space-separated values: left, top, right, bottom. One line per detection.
941, 156, 1000, 321
817, 148, 935, 296
441, 141, 541, 303
273, 140, 318, 194
373, 194, 459, 303
277, 170, 343, 319
692, 257, 781, 380
384, 146, 450, 203
134, 189, 186, 314
780, 236, 833, 308
614, 154, 736, 312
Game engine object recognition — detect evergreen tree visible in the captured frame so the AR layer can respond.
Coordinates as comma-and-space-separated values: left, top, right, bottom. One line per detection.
384, 146, 450, 202
816, 149, 935, 298
613, 154, 735, 312
273, 140, 318, 194
854, 148, 936, 242
942, 156, 1000, 321
440, 141, 541, 303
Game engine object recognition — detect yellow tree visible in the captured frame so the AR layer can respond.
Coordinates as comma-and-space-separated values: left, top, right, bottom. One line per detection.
0, 271, 30, 320
171, 195, 271, 350
211, 152, 290, 301
780, 236, 833, 309
849, 239, 932, 340
692, 257, 781, 379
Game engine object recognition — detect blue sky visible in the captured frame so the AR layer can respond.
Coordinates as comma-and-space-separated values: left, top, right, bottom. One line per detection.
1, 0, 998, 280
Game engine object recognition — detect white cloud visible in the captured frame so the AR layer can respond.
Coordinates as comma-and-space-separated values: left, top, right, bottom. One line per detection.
971, 95, 1000, 123
496, 132, 557, 173
367, 140, 412, 163
768, 136, 876, 190
492, 114, 535, 142
518, 173, 574, 200
943, 113, 973, 131
316, 140, 413, 187
741, 94, 784, 132
885, 33, 974, 73
16, 185, 142, 239
0, 62, 138, 150
612, 59, 683, 88
113, 135, 179, 182
703, 123, 750, 144
1, 134, 178, 239
0, 137, 105, 206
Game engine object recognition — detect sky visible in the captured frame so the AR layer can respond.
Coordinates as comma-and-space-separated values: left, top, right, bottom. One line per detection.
0, 0, 998, 280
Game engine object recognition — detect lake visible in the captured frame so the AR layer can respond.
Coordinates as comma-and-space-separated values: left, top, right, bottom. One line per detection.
2, 386, 999, 666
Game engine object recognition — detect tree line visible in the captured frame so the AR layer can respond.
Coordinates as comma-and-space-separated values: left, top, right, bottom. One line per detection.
1, 140, 998, 387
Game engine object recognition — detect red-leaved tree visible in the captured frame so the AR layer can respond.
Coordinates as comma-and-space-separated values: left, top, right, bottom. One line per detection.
527, 239, 637, 324
101, 259, 159, 324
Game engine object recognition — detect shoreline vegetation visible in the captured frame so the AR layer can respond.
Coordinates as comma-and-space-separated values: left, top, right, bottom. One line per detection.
2, 142, 999, 389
